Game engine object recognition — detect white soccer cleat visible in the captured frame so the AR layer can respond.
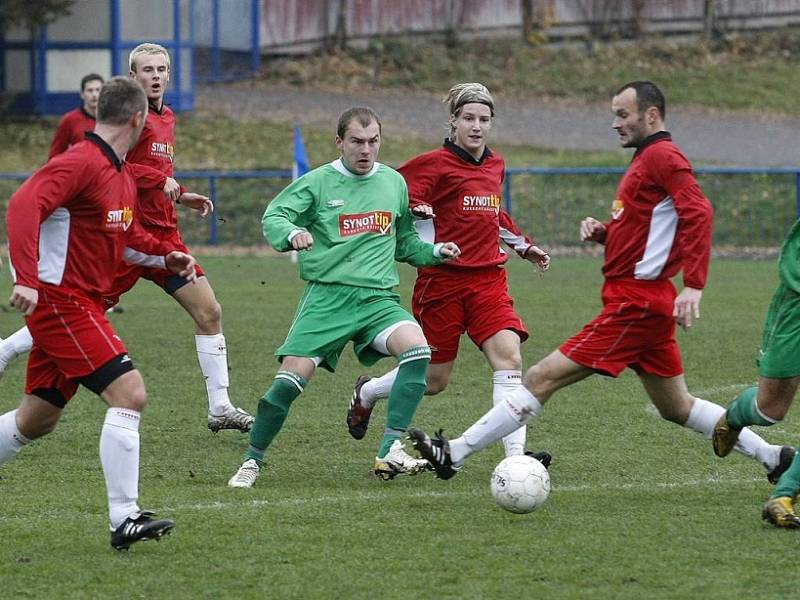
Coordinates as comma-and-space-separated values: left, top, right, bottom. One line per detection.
227, 459, 260, 488
373, 439, 430, 481
208, 406, 255, 433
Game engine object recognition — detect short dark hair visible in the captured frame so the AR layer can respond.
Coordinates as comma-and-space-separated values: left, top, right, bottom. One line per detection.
97, 77, 147, 125
80, 73, 104, 91
616, 81, 666, 119
337, 106, 382, 139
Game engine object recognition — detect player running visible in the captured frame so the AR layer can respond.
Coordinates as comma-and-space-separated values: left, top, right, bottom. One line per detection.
227, 106, 460, 487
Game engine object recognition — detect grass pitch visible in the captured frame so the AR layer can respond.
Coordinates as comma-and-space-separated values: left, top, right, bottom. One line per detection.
0, 255, 797, 599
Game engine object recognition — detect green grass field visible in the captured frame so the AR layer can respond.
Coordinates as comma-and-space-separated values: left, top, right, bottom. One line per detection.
0, 255, 796, 599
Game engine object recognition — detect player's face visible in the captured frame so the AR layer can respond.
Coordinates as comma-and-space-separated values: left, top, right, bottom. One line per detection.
80, 79, 102, 114
451, 102, 492, 159
336, 119, 381, 175
612, 88, 656, 148
130, 53, 170, 105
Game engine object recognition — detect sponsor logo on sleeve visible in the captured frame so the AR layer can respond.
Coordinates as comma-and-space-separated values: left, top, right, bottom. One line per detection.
339, 211, 393, 236
106, 206, 134, 231
462, 193, 501, 213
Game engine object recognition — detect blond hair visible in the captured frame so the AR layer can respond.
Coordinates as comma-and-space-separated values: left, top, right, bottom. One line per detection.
129, 43, 171, 72
444, 82, 495, 136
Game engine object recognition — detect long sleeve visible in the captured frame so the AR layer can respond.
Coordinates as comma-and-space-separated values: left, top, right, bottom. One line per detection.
48, 117, 72, 159
399, 151, 440, 209
129, 162, 171, 193
499, 208, 535, 258
262, 176, 316, 252
122, 217, 177, 267
394, 187, 442, 268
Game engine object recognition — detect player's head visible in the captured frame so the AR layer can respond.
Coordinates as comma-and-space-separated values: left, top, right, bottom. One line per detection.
444, 82, 495, 158
79, 73, 104, 115
97, 77, 148, 150
335, 107, 381, 176
612, 81, 665, 148
128, 43, 170, 105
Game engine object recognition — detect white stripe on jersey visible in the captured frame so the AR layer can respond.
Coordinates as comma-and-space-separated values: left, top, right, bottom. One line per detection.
38, 207, 70, 285
499, 225, 530, 255
414, 218, 435, 243
634, 196, 678, 280
123, 248, 167, 270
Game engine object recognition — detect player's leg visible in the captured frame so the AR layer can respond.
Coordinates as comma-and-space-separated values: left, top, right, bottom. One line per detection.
482, 329, 528, 457
96, 365, 174, 549
0, 393, 61, 463
0, 326, 34, 377
764, 445, 800, 528
171, 275, 253, 432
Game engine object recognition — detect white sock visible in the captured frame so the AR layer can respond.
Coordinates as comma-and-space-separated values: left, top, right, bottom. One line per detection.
100, 407, 141, 529
493, 370, 527, 457
0, 410, 31, 464
196, 334, 233, 415
0, 326, 34, 368
360, 367, 398, 409
684, 397, 779, 468
450, 386, 542, 466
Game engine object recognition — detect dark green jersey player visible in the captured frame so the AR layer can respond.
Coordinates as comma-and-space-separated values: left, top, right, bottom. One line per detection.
713, 220, 800, 527
228, 107, 461, 487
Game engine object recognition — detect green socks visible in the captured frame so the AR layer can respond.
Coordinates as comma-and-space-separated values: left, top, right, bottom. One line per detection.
378, 346, 431, 458
726, 386, 776, 429
246, 370, 307, 464
772, 450, 800, 499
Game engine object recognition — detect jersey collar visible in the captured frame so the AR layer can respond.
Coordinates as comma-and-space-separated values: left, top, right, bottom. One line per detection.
331, 158, 381, 178
633, 131, 671, 158
85, 132, 123, 171
79, 106, 96, 120
443, 138, 492, 166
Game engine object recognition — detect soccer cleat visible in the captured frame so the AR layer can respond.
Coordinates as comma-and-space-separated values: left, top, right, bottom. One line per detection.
110, 510, 175, 550
525, 450, 553, 470
208, 406, 255, 433
762, 496, 800, 528
408, 428, 461, 480
711, 412, 742, 458
767, 446, 797, 484
227, 459, 260, 488
373, 440, 430, 481
346, 375, 373, 440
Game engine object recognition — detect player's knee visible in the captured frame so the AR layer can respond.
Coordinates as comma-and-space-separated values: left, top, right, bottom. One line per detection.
656, 396, 692, 424
193, 300, 222, 331
18, 413, 59, 439
121, 385, 148, 412
425, 373, 448, 395
523, 362, 554, 400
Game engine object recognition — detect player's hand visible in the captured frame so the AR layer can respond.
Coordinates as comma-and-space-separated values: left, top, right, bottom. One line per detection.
525, 245, 551, 272
165, 251, 197, 282
580, 217, 607, 243
674, 286, 702, 330
291, 231, 314, 251
9, 284, 38, 316
162, 177, 181, 202
411, 204, 435, 219
178, 193, 214, 217
437, 242, 461, 262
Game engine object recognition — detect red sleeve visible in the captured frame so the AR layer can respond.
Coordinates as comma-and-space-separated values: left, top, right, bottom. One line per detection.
645, 147, 713, 289
125, 216, 178, 258
7, 154, 90, 287
499, 209, 536, 257
48, 116, 72, 159
398, 151, 440, 208
129, 162, 168, 192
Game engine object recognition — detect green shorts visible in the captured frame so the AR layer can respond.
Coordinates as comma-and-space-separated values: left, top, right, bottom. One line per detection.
276, 282, 417, 372
757, 282, 800, 378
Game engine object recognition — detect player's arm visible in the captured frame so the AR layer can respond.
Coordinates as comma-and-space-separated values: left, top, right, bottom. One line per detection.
580, 217, 607, 244
262, 176, 316, 252
123, 219, 197, 281
394, 185, 459, 266
399, 152, 439, 219
499, 208, 550, 272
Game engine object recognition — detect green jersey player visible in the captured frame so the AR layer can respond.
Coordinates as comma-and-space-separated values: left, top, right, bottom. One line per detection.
713, 219, 800, 527
228, 107, 460, 487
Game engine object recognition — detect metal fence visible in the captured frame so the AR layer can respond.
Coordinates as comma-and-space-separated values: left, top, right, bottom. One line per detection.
1, 167, 799, 249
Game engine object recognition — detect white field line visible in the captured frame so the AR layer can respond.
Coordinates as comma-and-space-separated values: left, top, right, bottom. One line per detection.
0, 475, 768, 523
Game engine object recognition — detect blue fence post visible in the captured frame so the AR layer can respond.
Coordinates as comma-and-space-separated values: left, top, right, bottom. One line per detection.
209, 175, 218, 245
212, 0, 221, 81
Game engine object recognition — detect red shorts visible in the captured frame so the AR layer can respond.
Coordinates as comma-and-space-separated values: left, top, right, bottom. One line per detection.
559, 278, 683, 378
412, 267, 528, 364
105, 227, 204, 306
25, 286, 128, 402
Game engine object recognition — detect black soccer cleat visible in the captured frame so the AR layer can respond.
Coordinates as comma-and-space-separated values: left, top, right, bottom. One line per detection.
525, 450, 553, 470
408, 428, 460, 480
110, 510, 175, 551
767, 446, 797, 484
346, 375, 374, 440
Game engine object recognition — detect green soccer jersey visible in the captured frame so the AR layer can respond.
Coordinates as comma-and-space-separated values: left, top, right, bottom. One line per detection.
263, 159, 442, 289
778, 219, 800, 293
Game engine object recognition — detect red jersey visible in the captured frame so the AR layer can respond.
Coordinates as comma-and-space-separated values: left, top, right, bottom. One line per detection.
399, 141, 535, 275
7, 134, 177, 304
603, 132, 713, 290
48, 107, 95, 159
126, 103, 178, 230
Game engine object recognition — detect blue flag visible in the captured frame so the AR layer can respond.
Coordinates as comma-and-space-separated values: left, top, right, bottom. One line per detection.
293, 125, 309, 180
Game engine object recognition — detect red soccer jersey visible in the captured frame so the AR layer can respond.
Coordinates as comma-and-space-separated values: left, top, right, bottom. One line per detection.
7, 134, 177, 303
48, 107, 95, 159
126, 103, 178, 230
399, 141, 535, 275
602, 132, 713, 290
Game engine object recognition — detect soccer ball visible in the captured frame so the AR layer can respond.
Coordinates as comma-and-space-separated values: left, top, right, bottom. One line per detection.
490, 455, 550, 514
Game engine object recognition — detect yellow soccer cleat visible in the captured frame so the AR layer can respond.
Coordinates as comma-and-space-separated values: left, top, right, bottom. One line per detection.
712, 413, 742, 458
762, 496, 800, 529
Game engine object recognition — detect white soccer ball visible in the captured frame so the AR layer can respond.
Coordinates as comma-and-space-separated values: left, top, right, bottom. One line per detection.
490, 455, 550, 514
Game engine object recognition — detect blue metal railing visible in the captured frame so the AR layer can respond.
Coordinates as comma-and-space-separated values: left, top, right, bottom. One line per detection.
2, 167, 799, 245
